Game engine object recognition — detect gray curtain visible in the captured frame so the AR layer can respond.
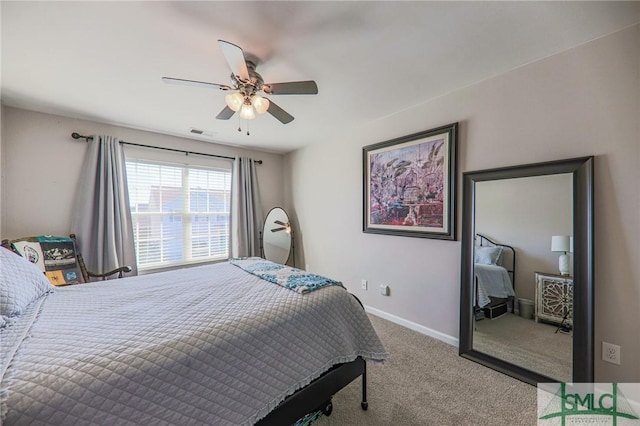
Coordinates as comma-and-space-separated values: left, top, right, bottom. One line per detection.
230, 156, 263, 258
71, 135, 137, 277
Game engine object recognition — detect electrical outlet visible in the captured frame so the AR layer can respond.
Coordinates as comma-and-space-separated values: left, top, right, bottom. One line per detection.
379, 284, 390, 296
602, 342, 621, 365
361, 279, 368, 290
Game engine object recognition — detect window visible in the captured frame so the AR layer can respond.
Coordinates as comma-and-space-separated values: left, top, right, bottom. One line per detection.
125, 160, 232, 270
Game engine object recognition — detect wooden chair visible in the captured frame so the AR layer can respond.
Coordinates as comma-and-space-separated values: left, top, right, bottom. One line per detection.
69, 234, 132, 281
2, 234, 131, 284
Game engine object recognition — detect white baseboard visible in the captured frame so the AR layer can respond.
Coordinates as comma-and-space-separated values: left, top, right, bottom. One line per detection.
364, 305, 459, 347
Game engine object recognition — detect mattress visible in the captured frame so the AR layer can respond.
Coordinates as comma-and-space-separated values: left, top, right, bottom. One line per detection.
474, 263, 515, 307
0, 261, 388, 425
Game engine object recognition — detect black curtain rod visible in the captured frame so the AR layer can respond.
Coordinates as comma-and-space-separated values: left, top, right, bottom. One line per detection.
71, 133, 262, 164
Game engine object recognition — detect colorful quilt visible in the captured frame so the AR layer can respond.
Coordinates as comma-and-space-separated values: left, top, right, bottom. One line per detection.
9, 236, 83, 286
230, 257, 344, 294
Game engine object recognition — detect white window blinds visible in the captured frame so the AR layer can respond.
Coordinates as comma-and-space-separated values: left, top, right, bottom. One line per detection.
125, 159, 232, 270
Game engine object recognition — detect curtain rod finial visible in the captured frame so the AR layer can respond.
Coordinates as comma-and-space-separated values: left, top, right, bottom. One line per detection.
72, 132, 92, 141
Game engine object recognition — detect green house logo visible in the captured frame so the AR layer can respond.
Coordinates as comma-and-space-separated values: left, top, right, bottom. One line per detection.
538, 383, 640, 425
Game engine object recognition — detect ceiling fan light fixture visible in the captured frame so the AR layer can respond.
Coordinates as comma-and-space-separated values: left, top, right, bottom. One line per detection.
239, 103, 256, 120
251, 95, 270, 114
225, 92, 244, 112
164, 40, 317, 129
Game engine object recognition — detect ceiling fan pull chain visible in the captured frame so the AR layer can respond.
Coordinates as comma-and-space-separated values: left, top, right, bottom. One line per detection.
246, 119, 250, 136
237, 115, 242, 133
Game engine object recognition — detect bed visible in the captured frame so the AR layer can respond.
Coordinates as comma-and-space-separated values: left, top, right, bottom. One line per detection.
0, 250, 388, 425
474, 234, 516, 318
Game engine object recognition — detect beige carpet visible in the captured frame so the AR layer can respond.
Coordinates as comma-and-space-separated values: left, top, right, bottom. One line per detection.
314, 314, 538, 425
474, 313, 572, 382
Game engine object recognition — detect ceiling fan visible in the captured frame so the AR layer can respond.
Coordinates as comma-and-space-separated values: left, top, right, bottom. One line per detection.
162, 40, 318, 128
271, 219, 291, 233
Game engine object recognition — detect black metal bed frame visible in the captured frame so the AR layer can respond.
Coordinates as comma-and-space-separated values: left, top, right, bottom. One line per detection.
256, 357, 367, 425
255, 294, 369, 425
474, 234, 517, 315
476, 233, 516, 289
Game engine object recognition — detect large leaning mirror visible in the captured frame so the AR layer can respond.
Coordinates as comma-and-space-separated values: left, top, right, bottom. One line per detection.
261, 207, 294, 266
459, 157, 594, 384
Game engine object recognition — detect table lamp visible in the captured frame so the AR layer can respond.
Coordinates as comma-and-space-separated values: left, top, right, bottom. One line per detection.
551, 235, 571, 276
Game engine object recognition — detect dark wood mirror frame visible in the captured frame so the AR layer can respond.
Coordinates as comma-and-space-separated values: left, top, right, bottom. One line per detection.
459, 156, 594, 385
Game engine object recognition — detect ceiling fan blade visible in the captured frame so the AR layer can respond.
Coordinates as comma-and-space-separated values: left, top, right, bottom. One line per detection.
218, 40, 250, 82
274, 220, 287, 226
271, 227, 286, 233
263, 80, 318, 95
162, 77, 231, 91
266, 99, 294, 124
216, 106, 235, 120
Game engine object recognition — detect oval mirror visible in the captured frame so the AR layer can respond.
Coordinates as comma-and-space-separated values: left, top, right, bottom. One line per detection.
262, 207, 293, 265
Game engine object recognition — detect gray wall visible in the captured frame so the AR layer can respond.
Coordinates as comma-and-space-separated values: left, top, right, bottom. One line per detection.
1, 106, 285, 240
284, 25, 640, 381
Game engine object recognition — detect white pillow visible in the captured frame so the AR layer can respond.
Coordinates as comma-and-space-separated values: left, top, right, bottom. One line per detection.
0, 247, 54, 318
474, 246, 503, 265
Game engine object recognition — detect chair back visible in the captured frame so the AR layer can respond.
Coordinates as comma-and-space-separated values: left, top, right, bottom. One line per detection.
2, 235, 87, 285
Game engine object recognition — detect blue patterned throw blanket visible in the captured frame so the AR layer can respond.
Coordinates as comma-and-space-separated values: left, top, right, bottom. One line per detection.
230, 257, 343, 294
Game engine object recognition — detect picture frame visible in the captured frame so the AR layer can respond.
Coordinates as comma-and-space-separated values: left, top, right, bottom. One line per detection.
363, 123, 458, 240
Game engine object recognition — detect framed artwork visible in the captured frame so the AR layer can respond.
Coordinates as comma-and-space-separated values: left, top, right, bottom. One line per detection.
363, 122, 458, 240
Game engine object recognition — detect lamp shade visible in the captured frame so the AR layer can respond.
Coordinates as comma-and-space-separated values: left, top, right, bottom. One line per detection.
551, 235, 570, 253
225, 93, 244, 112
239, 103, 256, 120
251, 95, 270, 114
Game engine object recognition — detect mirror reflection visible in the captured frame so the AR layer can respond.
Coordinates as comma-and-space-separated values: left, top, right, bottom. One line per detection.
472, 174, 573, 382
261, 207, 293, 265
460, 157, 594, 384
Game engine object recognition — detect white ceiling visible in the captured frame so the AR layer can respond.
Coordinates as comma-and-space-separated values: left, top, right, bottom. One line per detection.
2, 2, 639, 153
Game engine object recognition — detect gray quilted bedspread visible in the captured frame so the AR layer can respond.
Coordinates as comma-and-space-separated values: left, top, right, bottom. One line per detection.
0, 262, 387, 425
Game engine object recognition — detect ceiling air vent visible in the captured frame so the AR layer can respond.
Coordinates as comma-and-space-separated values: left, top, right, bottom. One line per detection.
189, 128, 217, 137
